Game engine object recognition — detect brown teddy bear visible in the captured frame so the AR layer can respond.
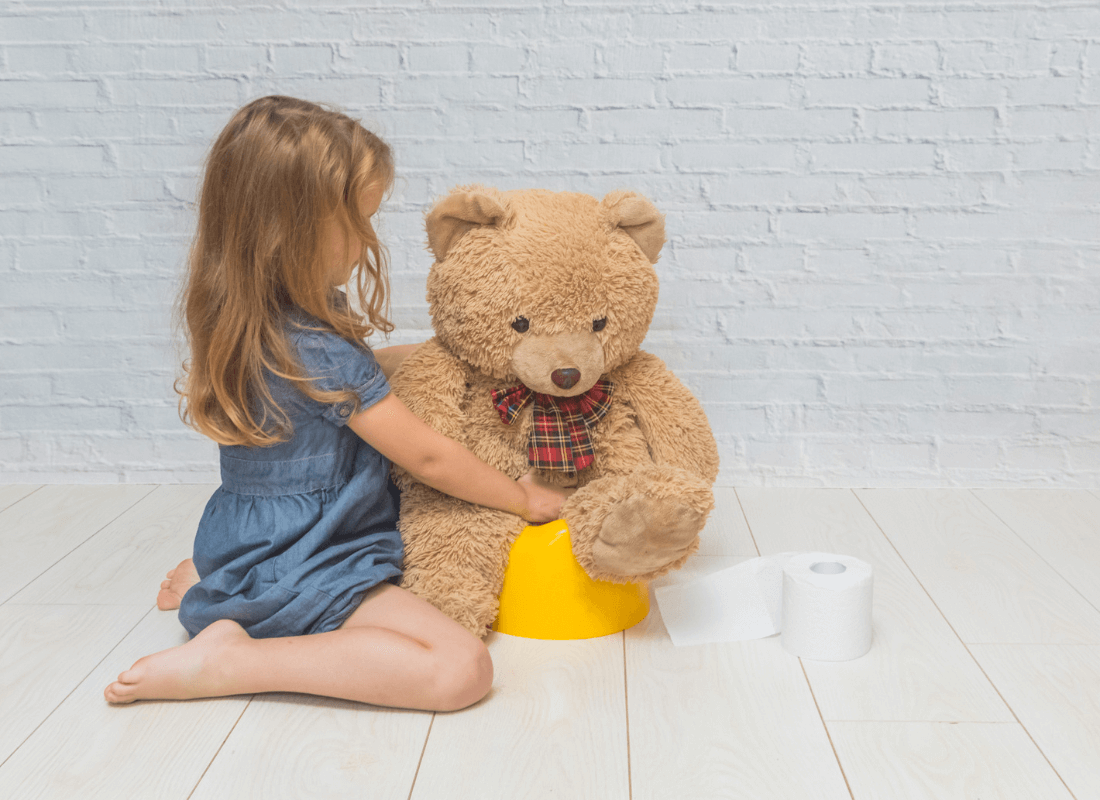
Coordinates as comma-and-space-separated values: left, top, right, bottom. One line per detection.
390, 185, 720, 637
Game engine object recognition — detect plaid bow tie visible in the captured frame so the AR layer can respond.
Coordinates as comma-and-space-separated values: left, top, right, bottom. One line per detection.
491, 379, 615, 474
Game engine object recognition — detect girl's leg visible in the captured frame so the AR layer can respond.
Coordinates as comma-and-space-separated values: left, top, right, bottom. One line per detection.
105, 583, 492, 712
337, 582, 493, 706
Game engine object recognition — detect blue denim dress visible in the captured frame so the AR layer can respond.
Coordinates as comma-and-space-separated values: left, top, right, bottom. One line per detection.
178, 311, 403, 639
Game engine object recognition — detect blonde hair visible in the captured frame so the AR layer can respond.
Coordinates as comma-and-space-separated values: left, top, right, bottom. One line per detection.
176, 95, 395, 447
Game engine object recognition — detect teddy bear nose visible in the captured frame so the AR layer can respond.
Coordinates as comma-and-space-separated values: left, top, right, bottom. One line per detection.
551, 368, 581, 389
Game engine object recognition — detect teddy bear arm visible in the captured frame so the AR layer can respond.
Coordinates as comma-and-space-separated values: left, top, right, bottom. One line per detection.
388, 337, 471, 441
578, 403, 656, 479
387, 339, 475, 491
615, 352, 720, 484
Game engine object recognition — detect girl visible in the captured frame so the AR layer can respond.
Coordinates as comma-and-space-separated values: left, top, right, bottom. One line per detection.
103, 95, 571, 712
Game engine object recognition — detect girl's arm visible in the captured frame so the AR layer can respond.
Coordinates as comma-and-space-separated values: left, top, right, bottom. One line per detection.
373, 343, 421, 381
347, 392, 570, 523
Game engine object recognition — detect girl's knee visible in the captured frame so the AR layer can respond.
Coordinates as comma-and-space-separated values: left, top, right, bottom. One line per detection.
434, 637, 493, 712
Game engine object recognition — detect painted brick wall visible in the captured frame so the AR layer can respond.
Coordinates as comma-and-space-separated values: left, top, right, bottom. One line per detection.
2, 2, 1098, 486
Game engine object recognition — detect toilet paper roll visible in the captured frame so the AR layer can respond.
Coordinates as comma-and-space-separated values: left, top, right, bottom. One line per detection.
780, 552, 874, 662
653, 551, 874, 661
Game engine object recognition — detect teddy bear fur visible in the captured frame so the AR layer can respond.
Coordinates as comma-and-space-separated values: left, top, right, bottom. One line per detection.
389, 185, 720, 637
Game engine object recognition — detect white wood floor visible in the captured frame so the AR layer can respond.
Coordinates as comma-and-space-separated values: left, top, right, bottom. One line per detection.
1, 484, 1098, 800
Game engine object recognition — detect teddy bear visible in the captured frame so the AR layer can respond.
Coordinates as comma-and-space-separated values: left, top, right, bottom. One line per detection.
389, 185, 720, 637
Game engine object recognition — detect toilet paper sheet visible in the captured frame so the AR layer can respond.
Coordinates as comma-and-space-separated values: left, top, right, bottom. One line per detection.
654, 552, 874, 661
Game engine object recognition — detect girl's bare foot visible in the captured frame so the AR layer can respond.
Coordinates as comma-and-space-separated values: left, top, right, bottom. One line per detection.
156, 558, 199, 610
103, 619, 249, 704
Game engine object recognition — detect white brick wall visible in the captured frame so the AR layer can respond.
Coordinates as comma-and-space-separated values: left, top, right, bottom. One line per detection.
2, 2, 1098, 487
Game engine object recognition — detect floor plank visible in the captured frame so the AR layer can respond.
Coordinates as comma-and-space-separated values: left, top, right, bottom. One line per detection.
855, 489, 1100, 644
972, 489, 1100, 611
9, 484, 214, 606
189, 693, 432, 800
0, 485, 40, 512
697, 486, 758, 556
0, 485, 154, 605
0, 604, 148, 764
629, 557, 850, 800
410, 632, 630, 800
970, 644, 1100, 800
737, 488, 1010, 722
0, 609, 249, 800
828, 722, 1074, 800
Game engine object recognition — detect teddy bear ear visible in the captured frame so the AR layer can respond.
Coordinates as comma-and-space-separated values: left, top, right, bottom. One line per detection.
599, 190, 666, 264
425, 186, 508, 262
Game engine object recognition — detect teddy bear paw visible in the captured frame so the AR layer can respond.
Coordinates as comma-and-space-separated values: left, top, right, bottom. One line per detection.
590, 494, 702, 578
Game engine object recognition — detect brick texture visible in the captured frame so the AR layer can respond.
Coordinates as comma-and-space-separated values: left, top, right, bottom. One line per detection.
2, 2, 1098, 486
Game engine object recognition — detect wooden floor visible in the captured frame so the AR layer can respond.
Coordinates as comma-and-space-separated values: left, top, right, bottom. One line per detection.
1, 485, 1098, 800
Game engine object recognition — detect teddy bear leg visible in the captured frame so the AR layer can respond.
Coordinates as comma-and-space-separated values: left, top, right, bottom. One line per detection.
564, 465, 714, 583
401, 563, 502, 638
397, 485, 524, 637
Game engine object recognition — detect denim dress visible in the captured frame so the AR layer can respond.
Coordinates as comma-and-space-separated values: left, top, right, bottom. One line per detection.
178, 311, 404, 639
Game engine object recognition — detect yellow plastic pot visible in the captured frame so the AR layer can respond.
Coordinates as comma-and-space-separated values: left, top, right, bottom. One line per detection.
492, 519, 649, 640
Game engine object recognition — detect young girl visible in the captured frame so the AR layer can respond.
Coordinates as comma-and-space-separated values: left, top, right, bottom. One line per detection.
103, 95, 571, 712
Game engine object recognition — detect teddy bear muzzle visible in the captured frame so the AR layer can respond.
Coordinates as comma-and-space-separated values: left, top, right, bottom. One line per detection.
511, 330, 605, 396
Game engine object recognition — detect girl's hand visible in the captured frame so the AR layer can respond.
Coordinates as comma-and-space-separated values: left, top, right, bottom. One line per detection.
516, 471, 575, 523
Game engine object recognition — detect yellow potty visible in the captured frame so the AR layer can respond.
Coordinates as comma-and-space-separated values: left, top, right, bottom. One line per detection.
492, 519, 649, 640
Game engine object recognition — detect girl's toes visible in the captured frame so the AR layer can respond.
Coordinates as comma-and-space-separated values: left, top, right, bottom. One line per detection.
104, 662, 147, 704
118, 664, 144, 685
104, 679, 136, 705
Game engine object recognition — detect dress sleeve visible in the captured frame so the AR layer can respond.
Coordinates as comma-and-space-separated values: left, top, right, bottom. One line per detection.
293, 328, 391, 426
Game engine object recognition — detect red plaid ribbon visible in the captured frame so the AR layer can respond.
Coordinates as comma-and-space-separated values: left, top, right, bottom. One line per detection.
491, 379, 615, 474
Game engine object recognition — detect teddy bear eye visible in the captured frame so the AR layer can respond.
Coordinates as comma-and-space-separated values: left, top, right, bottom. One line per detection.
511, 316, 530, 333
592, 317, 608, 332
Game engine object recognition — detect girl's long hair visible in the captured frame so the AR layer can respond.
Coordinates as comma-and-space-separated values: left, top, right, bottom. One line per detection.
176, 95, 395, 447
